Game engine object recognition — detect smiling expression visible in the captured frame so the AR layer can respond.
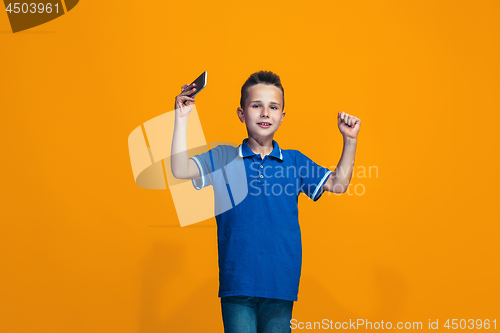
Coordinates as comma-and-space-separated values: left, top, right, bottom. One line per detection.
237, 84, 286, 139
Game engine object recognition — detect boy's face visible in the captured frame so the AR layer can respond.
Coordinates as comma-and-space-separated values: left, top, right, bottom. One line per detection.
237, 84, 285, 140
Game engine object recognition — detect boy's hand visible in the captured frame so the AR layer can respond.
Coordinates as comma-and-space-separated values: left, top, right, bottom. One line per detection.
174, 83, 197, 119
337, 111, 361, 139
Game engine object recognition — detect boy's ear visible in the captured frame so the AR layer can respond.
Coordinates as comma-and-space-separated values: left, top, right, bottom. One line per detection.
279, 111, 286, 125
237, 107, 245, 123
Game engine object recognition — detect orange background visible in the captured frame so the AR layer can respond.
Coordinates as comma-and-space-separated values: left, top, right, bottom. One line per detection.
1, 0, 499, 332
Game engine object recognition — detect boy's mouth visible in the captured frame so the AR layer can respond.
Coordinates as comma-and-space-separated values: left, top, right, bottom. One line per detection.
257, 122, 272, 128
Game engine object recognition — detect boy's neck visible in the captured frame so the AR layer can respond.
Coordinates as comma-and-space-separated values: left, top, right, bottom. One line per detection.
246, 136, 274, 158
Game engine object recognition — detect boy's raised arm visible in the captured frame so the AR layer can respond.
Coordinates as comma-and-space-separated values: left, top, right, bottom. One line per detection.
171, 83, 201, 180
323, 111, 361, 194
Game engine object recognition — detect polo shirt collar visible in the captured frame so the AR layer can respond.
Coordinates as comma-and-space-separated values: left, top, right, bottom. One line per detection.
238, 138, 283, 161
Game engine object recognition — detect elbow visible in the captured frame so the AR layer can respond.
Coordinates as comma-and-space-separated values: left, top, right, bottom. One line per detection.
334, 188, 347, 194
324, 174, 347, 194
171, 168, 184, 179
329, 184, 348, 194
338, 184, 348, 194
171, 167, 179, 179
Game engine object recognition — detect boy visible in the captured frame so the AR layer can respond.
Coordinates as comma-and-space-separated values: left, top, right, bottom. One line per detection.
171, 71, 360, 333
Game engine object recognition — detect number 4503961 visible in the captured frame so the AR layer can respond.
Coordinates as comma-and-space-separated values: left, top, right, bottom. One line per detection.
6, 3, 59, 14
444, 319, 496, 329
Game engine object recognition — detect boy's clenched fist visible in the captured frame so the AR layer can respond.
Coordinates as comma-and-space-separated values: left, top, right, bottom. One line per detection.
338, 111, 361, 139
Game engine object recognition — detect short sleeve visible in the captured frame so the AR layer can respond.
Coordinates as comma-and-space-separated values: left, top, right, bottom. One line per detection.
296, 151, 333, 202
190, 146, 224, 190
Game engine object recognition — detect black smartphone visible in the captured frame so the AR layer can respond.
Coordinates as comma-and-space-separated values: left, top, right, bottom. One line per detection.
183, 71, 207, 105
189, 71, 207, 97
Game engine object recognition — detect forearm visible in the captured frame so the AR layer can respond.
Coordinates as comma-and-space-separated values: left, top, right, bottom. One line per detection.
331, 137, 357, 192
171, 117, 189, 178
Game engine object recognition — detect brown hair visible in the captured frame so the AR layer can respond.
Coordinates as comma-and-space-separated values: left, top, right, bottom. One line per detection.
240, 70, 285, 111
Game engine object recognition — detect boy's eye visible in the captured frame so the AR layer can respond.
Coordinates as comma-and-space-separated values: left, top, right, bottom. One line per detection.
252, 104, 278, 110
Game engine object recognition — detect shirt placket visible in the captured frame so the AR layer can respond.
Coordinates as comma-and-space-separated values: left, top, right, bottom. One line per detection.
255, 155, 268, 185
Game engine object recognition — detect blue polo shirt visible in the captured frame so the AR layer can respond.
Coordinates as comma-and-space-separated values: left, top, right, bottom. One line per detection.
190, 138, 333, 301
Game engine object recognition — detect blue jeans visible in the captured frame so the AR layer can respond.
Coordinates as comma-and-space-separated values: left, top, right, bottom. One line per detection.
220, 296, 294, 333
